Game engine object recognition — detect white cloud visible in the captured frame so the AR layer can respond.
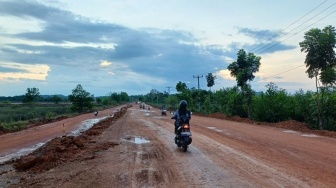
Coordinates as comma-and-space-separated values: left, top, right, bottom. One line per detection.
217, 69, 235, 81
100, 60, 112, 67
0, 62, 50, 81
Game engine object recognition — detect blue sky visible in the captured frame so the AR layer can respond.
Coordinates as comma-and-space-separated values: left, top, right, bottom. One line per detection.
0, 0, 335, 97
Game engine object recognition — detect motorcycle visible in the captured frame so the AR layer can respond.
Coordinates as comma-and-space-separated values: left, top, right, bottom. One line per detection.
173, 118, 192, 152
161, 109, 167, 116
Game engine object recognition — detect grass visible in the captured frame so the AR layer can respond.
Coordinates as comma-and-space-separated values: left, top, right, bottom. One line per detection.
0, 103, 72, 132
0, 121, 28, 132
0, 102, 118, 132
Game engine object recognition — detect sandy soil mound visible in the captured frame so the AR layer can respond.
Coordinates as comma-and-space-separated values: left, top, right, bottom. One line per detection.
12, 105, 130, 173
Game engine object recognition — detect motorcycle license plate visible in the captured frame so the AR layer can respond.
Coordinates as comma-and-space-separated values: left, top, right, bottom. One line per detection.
181, 132, 191, 136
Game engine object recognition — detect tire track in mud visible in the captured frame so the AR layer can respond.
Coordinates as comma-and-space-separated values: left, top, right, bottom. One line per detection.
117, 109, 181, 188
190, 131, 312, 188
140, 112, 254, 187
141, 110, 323, 188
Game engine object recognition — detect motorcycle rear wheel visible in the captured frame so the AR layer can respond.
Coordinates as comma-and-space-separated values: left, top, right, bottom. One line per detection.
182, 143, 188, 152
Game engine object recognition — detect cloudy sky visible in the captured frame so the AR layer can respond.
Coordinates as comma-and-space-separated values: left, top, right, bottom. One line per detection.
0, 0, 335, 97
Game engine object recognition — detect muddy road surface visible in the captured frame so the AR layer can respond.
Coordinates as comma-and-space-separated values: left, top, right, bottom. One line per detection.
1, 105, 336, 188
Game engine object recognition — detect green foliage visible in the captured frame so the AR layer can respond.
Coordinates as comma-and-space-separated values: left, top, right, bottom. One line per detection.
102, 98, 109, 105
0, 121, 27, 131
291, 89, 313, 122
22, 87, 40, 103
110, 92, 129, 103
51, 95, 62, 104
176, 81, 188, 93
227, 49, 261, 88
319, 89, 336, 130
165, 95, 179, 110
0, 103, 72, 131
68, 84, 94, 113
253, 83, 292, 122
320, 67, 336, 87
96, 98, 102, 104
46, 111, 56, 119
300, 25, 336, 129
227, 49, 261, 118
205, 73, 217, 89
299, 25, 336, 82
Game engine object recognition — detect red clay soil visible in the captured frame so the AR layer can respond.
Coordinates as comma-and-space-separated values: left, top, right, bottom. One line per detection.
1, 105, 336, 187
204, 113, 336, 138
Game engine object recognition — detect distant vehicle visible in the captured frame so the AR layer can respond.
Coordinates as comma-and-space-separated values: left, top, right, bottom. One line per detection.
161, 109, 167, 116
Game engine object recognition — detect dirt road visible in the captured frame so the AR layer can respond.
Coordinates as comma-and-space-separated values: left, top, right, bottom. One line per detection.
1, 105, 336, 187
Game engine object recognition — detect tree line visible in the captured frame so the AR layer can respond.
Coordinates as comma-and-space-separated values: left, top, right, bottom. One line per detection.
140, 25, 336, 131
1, 84, 130, 113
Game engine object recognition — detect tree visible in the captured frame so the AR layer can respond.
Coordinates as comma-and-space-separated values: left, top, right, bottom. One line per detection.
299, 25, 336, 88
96, 98, 102, 104
227, 49, 261, 118
52, 95, 62, 104
299, 25, 336, 129
205, 73, 217, 90
176, 81, 188, 92
227, 49, 261, 88
22, 87, 40, 103
68, 84, 94, 113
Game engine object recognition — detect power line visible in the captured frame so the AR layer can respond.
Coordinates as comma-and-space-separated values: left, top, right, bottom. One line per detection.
253, 64, 305, 83
254, 1, 336, 54
250, 0, 329, 53
257, 9, 336, 54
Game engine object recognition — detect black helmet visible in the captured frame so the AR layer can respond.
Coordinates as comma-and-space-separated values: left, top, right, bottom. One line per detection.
179, 100, 187, 109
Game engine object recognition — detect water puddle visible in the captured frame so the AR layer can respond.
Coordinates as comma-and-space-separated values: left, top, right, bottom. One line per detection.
283, 130, 298, 134
207, 127, 216, 129
68, 116, 108, 136
301, 134, 319, 138
134, 137, 150, 144
152, 116, 164, 119
0, 142, 45, 164
123, 136, 150, 144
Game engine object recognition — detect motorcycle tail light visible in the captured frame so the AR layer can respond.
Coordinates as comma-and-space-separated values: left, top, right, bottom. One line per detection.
183, 124, 189, 129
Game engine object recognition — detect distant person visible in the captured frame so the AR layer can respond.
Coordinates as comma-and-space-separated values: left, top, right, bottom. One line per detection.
94, 110, 98, 117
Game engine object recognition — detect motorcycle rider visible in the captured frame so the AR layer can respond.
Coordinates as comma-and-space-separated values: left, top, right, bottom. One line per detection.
171, 100, 191, 135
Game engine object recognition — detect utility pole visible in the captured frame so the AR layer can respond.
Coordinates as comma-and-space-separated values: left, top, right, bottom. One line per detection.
166, 86, 172, 95
193, 75, 203, 90
193, 75, 203, 112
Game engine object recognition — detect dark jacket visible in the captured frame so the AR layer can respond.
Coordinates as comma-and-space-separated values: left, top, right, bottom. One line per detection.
171, 109, 191, 126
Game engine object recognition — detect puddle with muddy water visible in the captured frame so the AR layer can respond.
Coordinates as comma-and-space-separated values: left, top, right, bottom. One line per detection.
123, 136, 150, 144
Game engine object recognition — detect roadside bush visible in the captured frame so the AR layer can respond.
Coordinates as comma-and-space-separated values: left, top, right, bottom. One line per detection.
0, 121, 28, 132
252, 83, 292, 122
